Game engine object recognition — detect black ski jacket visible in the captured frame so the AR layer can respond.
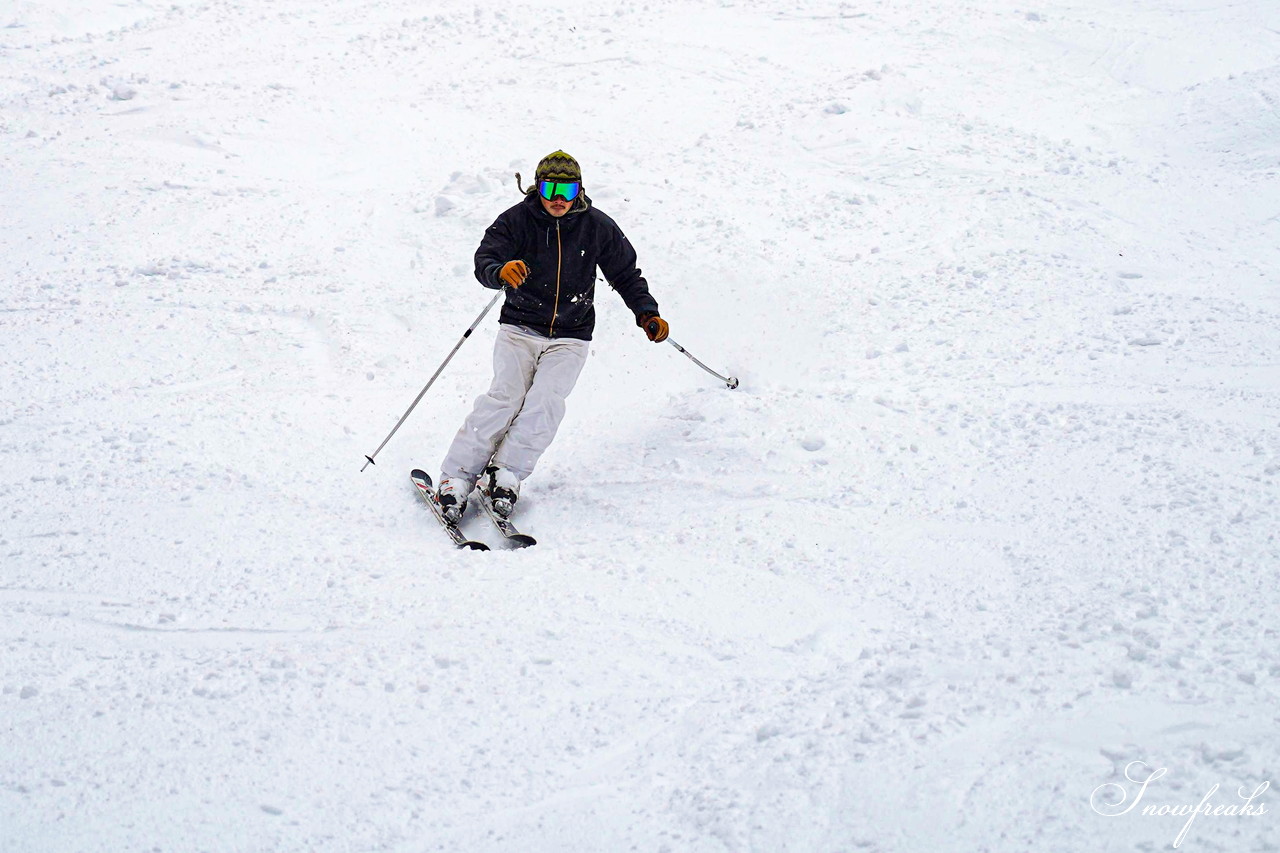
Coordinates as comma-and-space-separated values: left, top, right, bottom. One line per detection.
474, 192, 659, 341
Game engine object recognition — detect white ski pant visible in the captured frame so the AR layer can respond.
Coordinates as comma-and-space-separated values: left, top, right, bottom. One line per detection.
441, 324, 589, 486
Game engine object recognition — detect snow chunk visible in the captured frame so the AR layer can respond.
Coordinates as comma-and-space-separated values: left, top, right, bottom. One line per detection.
444, 172, 492, 195
756, 724, 782, 742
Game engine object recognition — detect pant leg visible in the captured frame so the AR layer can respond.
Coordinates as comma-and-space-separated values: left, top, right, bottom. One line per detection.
440, 326, 539, 485
491, 336, 589, 480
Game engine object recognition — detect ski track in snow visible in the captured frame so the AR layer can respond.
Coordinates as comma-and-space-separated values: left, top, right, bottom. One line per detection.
2, 0, 1278, 851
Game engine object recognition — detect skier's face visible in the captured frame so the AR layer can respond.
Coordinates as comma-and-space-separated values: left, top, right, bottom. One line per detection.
540, 194, 573, 218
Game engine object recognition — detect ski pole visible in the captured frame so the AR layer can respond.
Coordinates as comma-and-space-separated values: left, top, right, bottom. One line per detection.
361, 290, 503, 471
665, 337, 739, 389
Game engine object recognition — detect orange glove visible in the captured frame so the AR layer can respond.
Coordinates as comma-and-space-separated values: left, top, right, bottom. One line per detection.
499, 260, 529, 288
638, 312, 669, 342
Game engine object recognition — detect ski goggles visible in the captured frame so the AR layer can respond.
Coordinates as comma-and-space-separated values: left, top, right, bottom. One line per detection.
538, 179, 580, 202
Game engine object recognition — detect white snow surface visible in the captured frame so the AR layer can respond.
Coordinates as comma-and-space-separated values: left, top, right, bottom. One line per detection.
3, 0, 1279, 850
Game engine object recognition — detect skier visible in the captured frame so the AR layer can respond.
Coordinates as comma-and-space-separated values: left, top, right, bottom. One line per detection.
435, 150, 669, 522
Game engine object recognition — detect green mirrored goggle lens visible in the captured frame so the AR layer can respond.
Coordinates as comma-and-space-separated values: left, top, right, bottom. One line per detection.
539, 180, 580, 201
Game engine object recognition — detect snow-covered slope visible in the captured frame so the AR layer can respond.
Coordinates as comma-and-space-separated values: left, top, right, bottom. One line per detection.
3, 0, 1277, 850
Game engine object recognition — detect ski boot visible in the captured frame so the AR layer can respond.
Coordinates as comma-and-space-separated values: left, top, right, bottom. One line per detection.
482, 465, 520, 518
436, 476, 471, 523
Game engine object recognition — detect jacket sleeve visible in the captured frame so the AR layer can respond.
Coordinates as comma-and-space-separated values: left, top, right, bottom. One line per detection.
598, 216, 659, 319
474, 209, 519, 290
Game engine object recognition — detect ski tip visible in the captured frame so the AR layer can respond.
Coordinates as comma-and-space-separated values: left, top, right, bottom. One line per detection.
509, 534, 537, 548
462, 541, 491, 551
410, 469, 432, 486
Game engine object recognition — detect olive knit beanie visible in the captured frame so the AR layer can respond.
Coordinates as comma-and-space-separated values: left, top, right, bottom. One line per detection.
535, 150, 582, 183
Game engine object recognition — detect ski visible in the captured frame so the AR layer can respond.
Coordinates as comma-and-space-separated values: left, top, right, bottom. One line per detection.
476, 487, 537, 548
410, 469, 489, 551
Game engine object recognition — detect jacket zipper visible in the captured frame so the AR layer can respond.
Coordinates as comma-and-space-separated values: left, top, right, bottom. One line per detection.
549, 220, 562, 337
